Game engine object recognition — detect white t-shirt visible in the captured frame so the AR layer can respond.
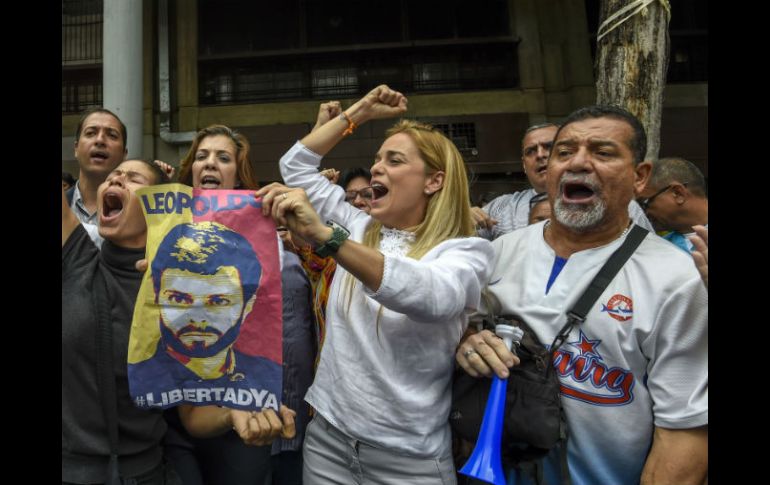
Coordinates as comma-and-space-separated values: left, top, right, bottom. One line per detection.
482, 222, 708, 484
478, 189, 537, 240
280, 141, 494, 458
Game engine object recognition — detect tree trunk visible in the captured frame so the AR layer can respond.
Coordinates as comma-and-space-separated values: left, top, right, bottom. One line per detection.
595, 0, 669, 160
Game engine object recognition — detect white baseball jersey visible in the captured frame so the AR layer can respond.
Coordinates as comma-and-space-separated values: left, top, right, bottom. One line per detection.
483, 222, 708, 485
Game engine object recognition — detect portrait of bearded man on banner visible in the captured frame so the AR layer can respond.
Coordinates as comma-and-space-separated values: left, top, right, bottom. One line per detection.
130, 221, 282, 410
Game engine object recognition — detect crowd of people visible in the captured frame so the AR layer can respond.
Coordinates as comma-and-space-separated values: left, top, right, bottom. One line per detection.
63, 84, 708, 485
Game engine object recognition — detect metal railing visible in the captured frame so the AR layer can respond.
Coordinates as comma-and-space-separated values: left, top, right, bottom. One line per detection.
62, 0, 103, 64
62, 0, 102, 113
199, 44, 518, 105
62, 70, 102, 113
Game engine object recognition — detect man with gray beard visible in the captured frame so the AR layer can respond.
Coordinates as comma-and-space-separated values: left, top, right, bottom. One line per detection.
456, 106, 707, 485
472, 122, 653, 240
551, 171, 608, 230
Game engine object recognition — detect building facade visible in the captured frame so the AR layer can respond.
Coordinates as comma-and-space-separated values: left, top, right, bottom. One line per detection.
62, 0, 708, 203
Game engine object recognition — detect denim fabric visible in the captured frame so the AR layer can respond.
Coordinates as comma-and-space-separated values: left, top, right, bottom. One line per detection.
303, 415, 456, 485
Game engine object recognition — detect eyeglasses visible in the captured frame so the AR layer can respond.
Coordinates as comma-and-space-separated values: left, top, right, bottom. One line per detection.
344, 187, 373, 202
637, 183, 687, 212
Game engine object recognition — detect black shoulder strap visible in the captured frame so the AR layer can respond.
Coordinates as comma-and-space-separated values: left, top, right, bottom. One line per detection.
569, 225, 647, 320
550, 225, 648, 352
93, 270, 122, 485
547, 225, 647, 485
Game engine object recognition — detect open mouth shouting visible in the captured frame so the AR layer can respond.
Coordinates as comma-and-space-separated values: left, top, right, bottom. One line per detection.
100, 188, 125, 225
561, 179, 599, 204
200, 174, 222, 189
89, 149, 110, 165
368, 182, 389, 204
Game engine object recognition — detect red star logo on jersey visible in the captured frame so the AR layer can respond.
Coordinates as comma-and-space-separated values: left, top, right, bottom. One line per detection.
569, 330, 602, 359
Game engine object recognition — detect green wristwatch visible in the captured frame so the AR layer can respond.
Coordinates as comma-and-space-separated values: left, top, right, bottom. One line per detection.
314, 220, 350, 257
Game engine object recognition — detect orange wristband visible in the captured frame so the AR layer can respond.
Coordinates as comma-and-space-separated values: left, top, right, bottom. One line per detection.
340, 112, 357, 137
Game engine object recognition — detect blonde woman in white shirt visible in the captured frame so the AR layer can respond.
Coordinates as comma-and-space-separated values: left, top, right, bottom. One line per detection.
256, 85, 494, 484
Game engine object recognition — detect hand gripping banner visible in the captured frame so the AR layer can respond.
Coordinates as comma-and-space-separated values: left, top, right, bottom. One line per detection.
128, 184, 282, 412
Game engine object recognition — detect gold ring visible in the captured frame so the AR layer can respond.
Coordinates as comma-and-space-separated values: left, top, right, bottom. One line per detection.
463, 349, 477, 358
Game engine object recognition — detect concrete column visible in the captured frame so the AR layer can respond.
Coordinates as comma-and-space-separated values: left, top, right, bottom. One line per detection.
177, 0, 199, 132
510, 0, 545, 89
103, 0, 143, 158
510, 0, 547, 124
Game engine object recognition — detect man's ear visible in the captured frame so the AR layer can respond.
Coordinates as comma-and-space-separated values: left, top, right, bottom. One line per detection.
633, 161, 653, 197
242, 293, 257, 317
425, 170, 445, 195
671, 182, 689, 204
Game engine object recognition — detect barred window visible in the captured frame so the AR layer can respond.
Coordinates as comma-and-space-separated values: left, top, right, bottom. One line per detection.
62, 0, 103, 113
434, 122, 478, 160
197, 0, 516, 105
